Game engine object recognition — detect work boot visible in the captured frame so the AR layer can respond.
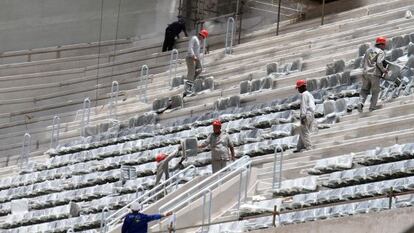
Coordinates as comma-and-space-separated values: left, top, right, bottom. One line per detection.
357, 103, 364, 113
369, 104, 383, 112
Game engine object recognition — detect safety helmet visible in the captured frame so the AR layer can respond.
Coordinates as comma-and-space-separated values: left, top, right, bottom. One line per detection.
375, 36, 387, 45
155, 153, 167, 162
130, 202, 141, 211
212, 119, 222, 127
199, 29, 209, 39
296, 79, 306, 89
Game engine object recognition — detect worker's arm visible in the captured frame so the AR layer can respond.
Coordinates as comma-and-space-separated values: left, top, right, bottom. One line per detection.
146, 212, 173, 222
198, 134, 210, 149
165, 149, 180, 163
376, 51, 387, 74
121, 217, 130, 233
227, 136, 236, 161
188, 37, 196, 59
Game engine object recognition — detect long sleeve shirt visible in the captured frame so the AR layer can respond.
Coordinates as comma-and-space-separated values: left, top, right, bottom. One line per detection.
200, 132, 234, 161
157, 149, 181, 172
300, 91, 316, 118
362, 46, 387, 77
122, 212, 163, 233
187, 36, 201, 58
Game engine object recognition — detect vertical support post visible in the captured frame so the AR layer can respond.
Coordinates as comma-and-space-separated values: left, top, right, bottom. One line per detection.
225, 17, 235, 55
108, 81, 119, 119
276, 0, 282, 36
201, 191, 212, 233
272, 205, 278, 227
169, 49, 179, 88
19, 133, 32, 168
237, 0, 243, 45
272, 145, 283, 190
237, 171, 244, 212
138, 65, 149, 103
201, 38, 207, 70
50, 115, 61, 149
321, 0, 326, 25
100, 207, 109, 233
80, 97, 91, 137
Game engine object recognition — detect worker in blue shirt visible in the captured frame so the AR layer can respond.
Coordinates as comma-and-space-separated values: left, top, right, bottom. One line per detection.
122, 202, 173, 233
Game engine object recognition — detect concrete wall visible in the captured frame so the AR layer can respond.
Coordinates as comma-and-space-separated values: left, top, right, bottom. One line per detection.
0, 0, 179, 52
251, 206, 414, 233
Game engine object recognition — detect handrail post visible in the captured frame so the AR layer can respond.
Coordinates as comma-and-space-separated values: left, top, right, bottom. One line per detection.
169, 49, 179, 89
276, 0, 282, 36
19, 133, 32, 169
138, 65, 149, 103
225, 17, 235, 55
50, 115, 61, 149
272, 145, 284, 190
80, 97, 91, 137
100, 207, 109, 233
108, 81, 119, 120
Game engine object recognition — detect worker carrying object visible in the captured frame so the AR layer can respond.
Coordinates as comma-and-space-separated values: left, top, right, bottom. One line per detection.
162, 16, 188, 52
296, 79, 316, 152
122, 202, 172, 233
198, 119, 235, 173
358, 36, 389, 112
184, 29, 209, 97
154, 145, 186, 186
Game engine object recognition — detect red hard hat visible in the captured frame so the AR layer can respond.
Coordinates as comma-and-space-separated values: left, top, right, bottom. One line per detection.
375, 36, 387, 45
155, 153, 167, 162
212, 119, 222, 127
296, 79, 306, 88
199, 29, 209, 39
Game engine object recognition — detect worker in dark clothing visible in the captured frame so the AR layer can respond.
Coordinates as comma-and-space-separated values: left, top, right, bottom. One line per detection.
122, 202, 172, 233
162, 16, 188, 52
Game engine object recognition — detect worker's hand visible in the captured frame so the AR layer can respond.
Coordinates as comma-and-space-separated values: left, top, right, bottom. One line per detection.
300, 115, 306, 124
164, 211, 173, 217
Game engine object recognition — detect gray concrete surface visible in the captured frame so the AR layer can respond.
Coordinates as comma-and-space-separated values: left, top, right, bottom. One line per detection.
0, 0, 179, 52
250, 206, 414, 233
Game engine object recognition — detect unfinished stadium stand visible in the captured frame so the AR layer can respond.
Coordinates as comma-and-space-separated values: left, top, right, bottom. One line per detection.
1, 0, 414, 232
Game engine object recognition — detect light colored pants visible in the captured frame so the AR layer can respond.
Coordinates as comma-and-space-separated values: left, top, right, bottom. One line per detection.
298, 116, 314, 150
211, 160, 227, 173
155, 162, 169, 186
360, 75, 381, 110
186, 56, 202, 82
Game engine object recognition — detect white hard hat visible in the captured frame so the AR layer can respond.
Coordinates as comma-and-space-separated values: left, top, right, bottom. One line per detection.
130, 202, 141, 211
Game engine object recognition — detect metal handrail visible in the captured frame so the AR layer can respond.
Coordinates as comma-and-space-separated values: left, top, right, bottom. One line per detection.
168, 49, 179, 88
108, 81, 119, 120
138, 65, 149, 103
80, 97, 91, 137
159, 156, 251, 213
225, 17, 235, 55
272, 145, 284, 190
50, 115, 61, 149
19, 133, 32, 168
102, 165, 196, 232
158, 159, 251, 232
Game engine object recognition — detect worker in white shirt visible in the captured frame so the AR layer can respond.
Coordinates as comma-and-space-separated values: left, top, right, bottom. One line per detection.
184, 29, 209, 97
296, 79, 316, 151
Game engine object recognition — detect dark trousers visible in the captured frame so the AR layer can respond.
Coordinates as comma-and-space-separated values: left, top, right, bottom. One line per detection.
162, 32, 176, 52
